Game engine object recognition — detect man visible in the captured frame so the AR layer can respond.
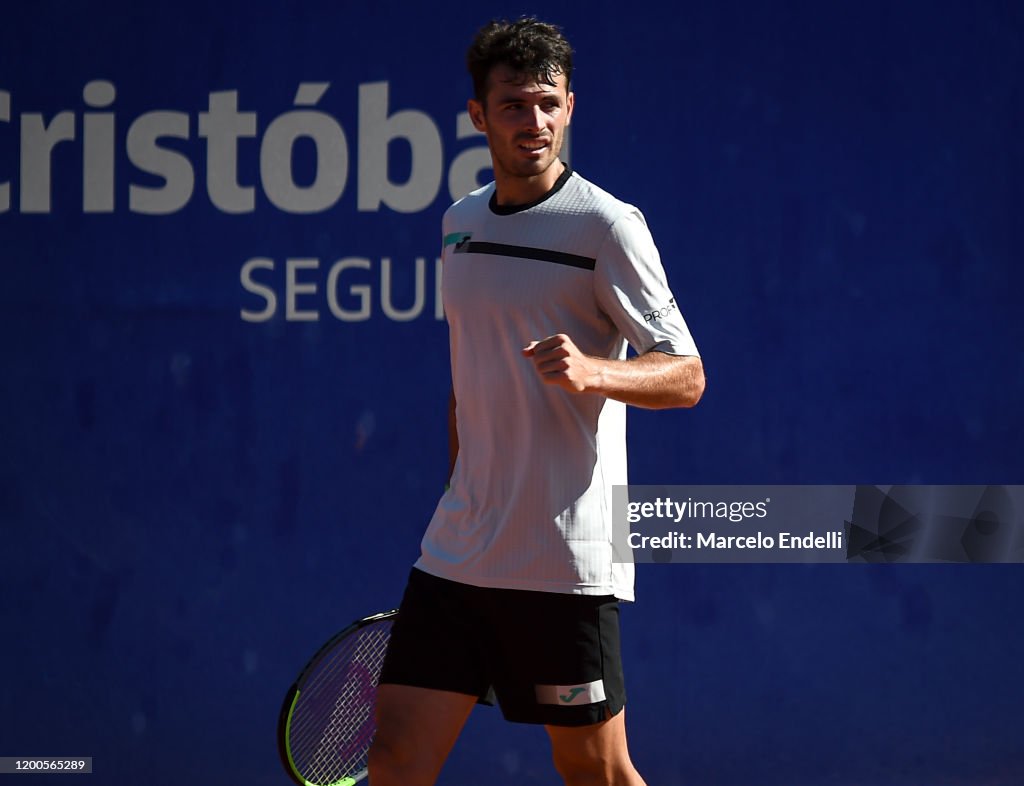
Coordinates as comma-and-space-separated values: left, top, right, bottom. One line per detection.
368, 17, 704, 786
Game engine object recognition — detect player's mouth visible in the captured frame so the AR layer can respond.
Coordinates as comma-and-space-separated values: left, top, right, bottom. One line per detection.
518, 138, 551, 155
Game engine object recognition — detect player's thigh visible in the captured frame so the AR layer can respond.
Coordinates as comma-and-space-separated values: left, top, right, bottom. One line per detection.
545, 709, 643, 784
372, 684, 476, 769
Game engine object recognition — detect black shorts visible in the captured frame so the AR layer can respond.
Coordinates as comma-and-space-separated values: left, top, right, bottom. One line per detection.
378, 568, 626, 727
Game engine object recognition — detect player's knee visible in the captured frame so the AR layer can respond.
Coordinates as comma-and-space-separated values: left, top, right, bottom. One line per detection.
551, 748, 613, 786
368, 713, 452, 786
367, 732, 420, 786
551, 739, 643, 786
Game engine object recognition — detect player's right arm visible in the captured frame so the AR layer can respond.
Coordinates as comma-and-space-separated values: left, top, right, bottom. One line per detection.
522, 335, 704, 409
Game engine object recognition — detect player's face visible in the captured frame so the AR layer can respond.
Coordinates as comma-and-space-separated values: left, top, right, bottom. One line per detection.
468, 65, 574, 198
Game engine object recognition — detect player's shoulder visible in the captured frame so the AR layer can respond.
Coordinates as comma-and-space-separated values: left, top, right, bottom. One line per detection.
558, 169, 641, 227
443, 182, 495, 227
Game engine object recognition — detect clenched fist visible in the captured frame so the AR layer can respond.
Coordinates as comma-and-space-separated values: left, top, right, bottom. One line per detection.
522, 334, 601, 394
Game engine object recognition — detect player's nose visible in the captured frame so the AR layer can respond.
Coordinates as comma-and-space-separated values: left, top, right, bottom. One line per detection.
524, 104, 546, 131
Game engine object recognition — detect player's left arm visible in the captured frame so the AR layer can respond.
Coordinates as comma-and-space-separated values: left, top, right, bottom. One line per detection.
522, 335, 704, 409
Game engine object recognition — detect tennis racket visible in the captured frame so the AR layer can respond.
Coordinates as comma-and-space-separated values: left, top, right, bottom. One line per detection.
277, 609, 398, 786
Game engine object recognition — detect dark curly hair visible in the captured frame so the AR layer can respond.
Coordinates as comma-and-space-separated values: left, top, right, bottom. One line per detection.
466, 17, 574, 105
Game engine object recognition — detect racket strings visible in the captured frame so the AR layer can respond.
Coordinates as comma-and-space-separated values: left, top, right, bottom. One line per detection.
292, 637, 383, 781
288, 621, 392, 785
291, 628, 388, 743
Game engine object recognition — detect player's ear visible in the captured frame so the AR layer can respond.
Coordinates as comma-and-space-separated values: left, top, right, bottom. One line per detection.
467, 98, 487, 132
565, 91, 574, 125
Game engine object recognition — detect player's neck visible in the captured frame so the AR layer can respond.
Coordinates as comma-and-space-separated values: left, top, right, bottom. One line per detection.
493, 161, 567, 208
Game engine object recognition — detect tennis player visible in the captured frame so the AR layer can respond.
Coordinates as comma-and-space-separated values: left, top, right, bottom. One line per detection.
369, 17, 704, 786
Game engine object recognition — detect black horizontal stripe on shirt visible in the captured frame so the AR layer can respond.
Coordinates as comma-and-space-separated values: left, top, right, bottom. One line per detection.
457, 241, 596, 271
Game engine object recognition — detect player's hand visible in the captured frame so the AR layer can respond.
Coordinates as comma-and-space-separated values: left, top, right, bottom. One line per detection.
521, 334, 602, 394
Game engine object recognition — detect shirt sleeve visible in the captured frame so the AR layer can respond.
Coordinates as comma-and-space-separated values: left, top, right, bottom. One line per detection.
593, 208, 700, 357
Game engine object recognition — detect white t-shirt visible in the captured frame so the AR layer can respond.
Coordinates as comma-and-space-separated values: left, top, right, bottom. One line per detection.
415, 167, 700, 601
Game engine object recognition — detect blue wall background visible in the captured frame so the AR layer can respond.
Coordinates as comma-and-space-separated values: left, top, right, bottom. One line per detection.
1, 1, 1022, 784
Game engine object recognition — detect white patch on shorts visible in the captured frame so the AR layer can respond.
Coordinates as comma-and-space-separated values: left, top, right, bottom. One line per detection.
535, 679, 607, 706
